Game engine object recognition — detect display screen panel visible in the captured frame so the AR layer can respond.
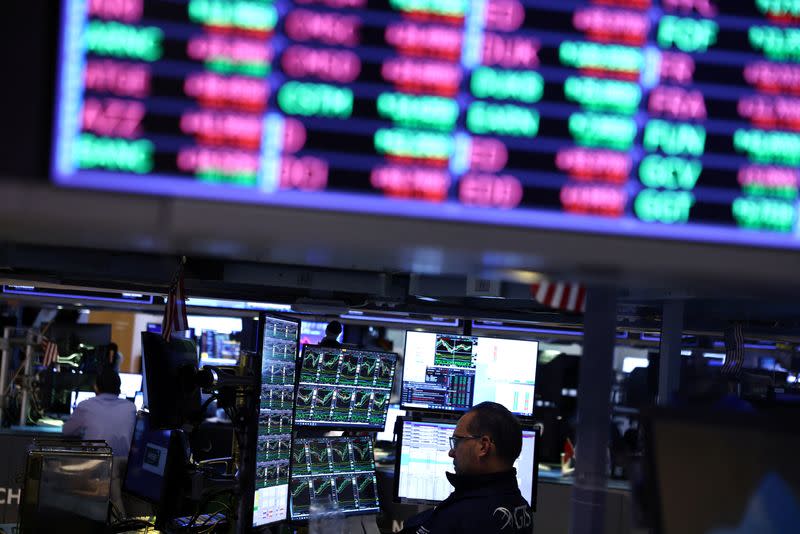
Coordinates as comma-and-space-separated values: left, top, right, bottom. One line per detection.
647, 412, 800, 534
254, 314, 300, 528
294, 345, 397, 429
289, 436, 380, 520
51, 1, 800, 251
395, 419, 537, 507
401, 332, 538, 415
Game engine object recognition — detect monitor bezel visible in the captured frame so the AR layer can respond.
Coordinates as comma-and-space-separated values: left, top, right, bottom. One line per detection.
399, 331, 540, 417
392, 416, 540, 510
122, 411, 178, 506
287, 434, 382, 522
292, 344, 398, 431
248, 311, 302, 531
641, 408, 800, 534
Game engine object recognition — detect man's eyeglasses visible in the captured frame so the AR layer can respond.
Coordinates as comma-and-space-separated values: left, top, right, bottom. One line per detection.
449, 434, 483, 449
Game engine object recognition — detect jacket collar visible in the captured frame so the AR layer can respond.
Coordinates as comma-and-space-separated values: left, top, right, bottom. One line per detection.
445, 468, 518, 494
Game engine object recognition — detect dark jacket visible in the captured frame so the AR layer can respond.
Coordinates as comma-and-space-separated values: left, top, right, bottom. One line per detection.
400, 469, 533, 534
318, 337, 342, 348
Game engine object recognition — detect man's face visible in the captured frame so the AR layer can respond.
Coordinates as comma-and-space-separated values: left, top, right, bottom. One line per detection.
448, 412, 483, 475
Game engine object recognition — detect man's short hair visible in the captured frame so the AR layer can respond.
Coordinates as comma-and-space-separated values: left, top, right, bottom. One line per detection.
96, 366, 121, 395
108, 342, 118, 353
326, 321, 343, 337
466, 401, 523, 465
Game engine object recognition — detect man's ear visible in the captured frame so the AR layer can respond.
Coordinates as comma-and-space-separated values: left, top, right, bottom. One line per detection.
477, 436, 492, 457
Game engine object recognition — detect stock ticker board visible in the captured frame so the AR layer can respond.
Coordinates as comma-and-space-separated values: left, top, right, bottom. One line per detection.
52, 0, 800, 249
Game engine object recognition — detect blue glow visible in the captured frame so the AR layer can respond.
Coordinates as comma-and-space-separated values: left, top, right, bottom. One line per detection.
339, 314, 460, 327
258, 113, 283, 193
460, 0, 485, 70
53, 0, 87, 178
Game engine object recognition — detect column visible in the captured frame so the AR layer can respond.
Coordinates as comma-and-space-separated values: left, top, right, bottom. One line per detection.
569, 287, 616, 534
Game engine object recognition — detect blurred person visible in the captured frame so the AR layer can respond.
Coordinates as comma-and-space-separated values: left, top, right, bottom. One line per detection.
107, 342, 123, 373
400, 402, 533, 533
63, 367, 136, 517
319, 320, 343, 348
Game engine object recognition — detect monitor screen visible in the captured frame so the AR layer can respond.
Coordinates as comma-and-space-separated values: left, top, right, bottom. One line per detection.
294, 346, 397, 429
289, 437, 380, 520
52, 2, 800, 254
300, 321, 344, 348
119, 373, 143, 398
141, 332, 202, 430
71, 391, 95, 413
645, 411, 800, 534
401, 332, 538, 416
395, 419, 537, 508
253, 314, 300, 528
376, 405, 406, 443
134, 391, 144, 411
123, 411, 174, 503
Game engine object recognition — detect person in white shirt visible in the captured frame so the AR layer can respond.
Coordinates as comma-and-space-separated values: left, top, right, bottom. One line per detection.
63, 366, 137, 517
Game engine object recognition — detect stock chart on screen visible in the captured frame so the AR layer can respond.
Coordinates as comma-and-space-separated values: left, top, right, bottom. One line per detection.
289, 436, 380, 519
402, 331, 538, 415
52, 1, 800, 251
295, 345, 397, 428
254, 314, 299, 527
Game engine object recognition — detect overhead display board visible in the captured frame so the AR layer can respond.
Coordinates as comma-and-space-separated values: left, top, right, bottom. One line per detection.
53, 0, 800, 249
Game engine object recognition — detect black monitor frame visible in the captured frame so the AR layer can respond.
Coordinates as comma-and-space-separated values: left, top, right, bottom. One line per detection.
244, 311, 301, 531
292, 344, 398, 430
392, 416, 539, 511
641, 408, 800, 534
122, 411, 188, 529
140, 332, 202, 430
287, 434, 381, 522
399, 331, 539, 417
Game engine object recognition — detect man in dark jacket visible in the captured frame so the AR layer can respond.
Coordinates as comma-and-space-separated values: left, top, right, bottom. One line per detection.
319, 320, 343, 348
400, 402, 534, 533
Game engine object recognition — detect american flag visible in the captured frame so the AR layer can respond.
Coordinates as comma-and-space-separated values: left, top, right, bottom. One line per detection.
722, 322, 744, 377
41, 338, 59, 367
162, 262, 188, 341
530, 280, 586, 314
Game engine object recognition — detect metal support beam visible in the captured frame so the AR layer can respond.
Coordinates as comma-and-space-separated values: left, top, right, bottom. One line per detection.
569, 287, 617, 534
19, 330, 35, 427
0, 327, 11, 427
657, 300, 684, 406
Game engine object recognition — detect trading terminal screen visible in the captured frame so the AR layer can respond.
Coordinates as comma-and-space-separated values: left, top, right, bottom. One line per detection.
254, 314, 300, 527
401, 332, 538, 415
289, 436, 381, 520
395, 419, 537, 507
52, 1, 800, 254
294, 345, 397, 429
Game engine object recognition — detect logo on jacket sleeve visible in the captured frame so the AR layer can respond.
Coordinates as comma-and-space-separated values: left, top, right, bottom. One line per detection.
493, 505, 531, 530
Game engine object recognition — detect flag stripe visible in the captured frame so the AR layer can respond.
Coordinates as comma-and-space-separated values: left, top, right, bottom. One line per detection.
162, 266, 188, 341
530, 279, 586, 314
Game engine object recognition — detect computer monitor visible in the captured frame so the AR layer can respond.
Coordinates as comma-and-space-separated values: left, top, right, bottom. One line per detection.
253, 314, 300, 528
134, 391, 144, 411
71, 391, 94, 413
289, 436, 380, 520
375, 405, 406, 443
394, 419, 538, 509
299, 321, 344, 347
401, 332, 539, 416
293, 345, 397, 429
124, 411, 174, 503
119, 373, 143, 398
123, 411, 188, 529
141, 332, 201, 430
643, 410, 800, 534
